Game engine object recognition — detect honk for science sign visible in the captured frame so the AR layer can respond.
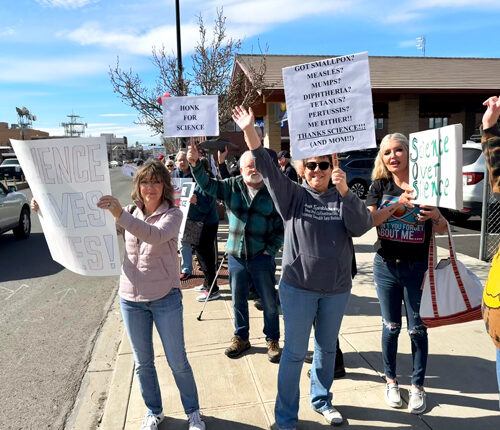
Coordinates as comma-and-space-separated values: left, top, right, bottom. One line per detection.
162, 95, 219, 137
409, 124, 463, 210
11, 137, 121, 276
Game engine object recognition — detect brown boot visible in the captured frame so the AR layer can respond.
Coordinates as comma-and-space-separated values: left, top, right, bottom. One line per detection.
225, 336, 250, 358
266, 339, 281, 363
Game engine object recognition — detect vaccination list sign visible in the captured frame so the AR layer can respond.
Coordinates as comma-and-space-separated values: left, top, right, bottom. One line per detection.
283, 52, 376, 159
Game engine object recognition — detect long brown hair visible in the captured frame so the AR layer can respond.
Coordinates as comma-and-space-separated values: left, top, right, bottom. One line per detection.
131, 160, 176, 208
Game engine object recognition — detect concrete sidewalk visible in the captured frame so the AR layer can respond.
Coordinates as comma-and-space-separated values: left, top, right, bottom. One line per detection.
97, 226, 499, 429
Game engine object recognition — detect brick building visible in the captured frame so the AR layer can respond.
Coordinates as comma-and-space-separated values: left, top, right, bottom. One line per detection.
232, 54, 500, 153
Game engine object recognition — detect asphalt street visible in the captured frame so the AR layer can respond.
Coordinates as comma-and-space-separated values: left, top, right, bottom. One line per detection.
0, 168, 132, 430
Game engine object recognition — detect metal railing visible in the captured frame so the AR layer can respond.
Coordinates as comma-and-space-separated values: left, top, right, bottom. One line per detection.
479, 173, 500, 261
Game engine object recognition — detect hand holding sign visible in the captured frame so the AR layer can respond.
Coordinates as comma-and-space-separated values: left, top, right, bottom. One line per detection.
398, 188, 415, 208
98, 195, 123, 219
187, 143, 200, 167
331, 154, 348, 196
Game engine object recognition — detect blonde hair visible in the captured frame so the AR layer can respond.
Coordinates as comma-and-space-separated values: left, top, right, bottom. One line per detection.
371, 133, 409, 181
131, 160, 175, 207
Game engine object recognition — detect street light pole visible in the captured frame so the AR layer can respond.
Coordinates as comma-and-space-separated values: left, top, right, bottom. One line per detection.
175, 0, 184, 95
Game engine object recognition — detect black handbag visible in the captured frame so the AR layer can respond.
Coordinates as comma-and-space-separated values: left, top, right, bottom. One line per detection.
182, 219, 204, 245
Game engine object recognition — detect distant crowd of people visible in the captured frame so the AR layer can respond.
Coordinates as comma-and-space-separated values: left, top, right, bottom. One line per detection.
32, 98, 500, 430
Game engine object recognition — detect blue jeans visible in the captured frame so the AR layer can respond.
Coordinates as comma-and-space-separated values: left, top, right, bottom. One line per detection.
373, 253, 428, 387
180, 241, 193, 274
227, 253, 279, 341
275, 281, 350, 429
120, 289, 199, 416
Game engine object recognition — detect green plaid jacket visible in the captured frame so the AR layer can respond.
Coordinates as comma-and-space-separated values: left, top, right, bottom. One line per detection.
191, 161, 283, 259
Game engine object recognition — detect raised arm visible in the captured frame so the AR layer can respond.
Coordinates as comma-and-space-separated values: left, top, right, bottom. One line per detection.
232, 106, 262, 150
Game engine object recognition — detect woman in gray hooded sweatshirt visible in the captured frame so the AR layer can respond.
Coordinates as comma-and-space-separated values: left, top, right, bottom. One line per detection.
232, 106, 373, 430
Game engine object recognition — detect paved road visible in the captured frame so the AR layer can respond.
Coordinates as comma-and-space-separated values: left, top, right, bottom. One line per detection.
436, 215, 482, 260
0, 169, 132, 430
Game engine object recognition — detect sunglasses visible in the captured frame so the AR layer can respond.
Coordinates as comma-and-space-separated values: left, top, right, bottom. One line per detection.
304, 161, 332, 171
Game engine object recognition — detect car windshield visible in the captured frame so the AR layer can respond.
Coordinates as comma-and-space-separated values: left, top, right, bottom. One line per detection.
1, 159, 18, 165
463, 148, 481, 166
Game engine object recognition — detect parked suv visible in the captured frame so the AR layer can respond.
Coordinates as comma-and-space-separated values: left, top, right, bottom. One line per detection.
443, 141, 486, 222
0, 158, 24, 181
0, 182, 31, 238
339, 157, 375, 198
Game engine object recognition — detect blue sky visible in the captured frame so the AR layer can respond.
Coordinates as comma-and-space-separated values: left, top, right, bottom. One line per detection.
1, 0, 498, 145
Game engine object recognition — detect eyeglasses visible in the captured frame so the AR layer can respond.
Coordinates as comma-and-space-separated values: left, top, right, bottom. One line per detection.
140, 180, 162, 187
304, 161, 332, 171
166, 164, 174, 168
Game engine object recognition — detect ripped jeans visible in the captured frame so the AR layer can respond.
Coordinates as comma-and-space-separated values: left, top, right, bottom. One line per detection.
373, 253, 428, 387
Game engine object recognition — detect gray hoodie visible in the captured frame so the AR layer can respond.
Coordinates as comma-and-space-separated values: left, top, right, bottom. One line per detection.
252, 146, 373, 294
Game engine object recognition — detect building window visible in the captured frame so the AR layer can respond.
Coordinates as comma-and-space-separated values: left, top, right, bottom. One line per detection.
429, 117, 448, 129
375, 118, 384, 129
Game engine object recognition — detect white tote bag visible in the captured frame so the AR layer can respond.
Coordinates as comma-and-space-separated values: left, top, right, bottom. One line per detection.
420, 223, 483, 328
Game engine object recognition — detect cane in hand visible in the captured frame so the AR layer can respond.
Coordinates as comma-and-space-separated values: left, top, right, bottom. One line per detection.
197, 252, 227, 321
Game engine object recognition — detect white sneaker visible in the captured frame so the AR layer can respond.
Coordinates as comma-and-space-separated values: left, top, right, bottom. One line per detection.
321, 407, 343, 425
187, 410, 206, 430
193, 285, 206, 292
196, 290, 221, 302
141, 412, 164, 430
385, 382, 402, 408
408, 387, 426, 414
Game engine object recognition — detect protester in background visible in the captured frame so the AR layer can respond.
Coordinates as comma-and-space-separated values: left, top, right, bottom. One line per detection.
366, 133, 447, 415
190, 157, 221, 302
171, 150, 196, 281
480, 95, 500, 407
278, 150, 298, 182
166, 159, 175, 173
232, 105, 372, 429
187, 142, 284, 363
97, 161, 205, 430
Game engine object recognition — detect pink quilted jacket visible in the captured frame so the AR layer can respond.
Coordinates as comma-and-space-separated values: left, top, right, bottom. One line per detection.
116, 201, 183, 302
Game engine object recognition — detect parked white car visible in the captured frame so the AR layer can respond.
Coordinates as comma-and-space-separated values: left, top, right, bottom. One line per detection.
444, 141, 486, 222
0, 182, 31, 238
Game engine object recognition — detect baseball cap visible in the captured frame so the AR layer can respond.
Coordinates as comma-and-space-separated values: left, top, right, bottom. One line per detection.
158, 155, 164, 160
278, 150, 290, 159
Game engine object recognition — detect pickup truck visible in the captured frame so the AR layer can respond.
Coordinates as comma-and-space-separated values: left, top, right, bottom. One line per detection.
0, 158, 24, 181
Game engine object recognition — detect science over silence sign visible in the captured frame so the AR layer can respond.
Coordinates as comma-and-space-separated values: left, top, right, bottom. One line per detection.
409, 124, 463, 210
163, 94, 219, 137
11, 137, 121, 276
282, 52, 376, 159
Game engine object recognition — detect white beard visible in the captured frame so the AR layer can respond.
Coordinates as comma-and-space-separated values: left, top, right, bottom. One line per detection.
244, 172, 263, 184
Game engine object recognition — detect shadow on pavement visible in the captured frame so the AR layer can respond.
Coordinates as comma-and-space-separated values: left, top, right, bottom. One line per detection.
159, 416, 264, 429
0, 232, 63, 281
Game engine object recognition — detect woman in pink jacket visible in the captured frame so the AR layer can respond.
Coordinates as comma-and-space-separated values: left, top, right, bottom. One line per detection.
98, 160, 205, 430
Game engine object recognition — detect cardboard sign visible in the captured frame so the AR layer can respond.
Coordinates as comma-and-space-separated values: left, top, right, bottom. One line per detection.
409, 124, 463, 209
163, 95, 219, 137
282, 52, 376, 159
171, 178, 195, 245
10, 137, 121, 276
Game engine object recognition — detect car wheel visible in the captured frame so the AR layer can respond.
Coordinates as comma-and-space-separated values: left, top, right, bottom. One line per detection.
349, 180, 367, 198
13, 207, 31, 239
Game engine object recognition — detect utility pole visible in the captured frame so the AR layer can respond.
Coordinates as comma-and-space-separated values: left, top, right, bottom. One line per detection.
416, 36, 426, 57
175, 0, 185, 95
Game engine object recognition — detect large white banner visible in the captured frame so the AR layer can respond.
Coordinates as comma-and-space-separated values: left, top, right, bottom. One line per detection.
10, 137, 121, 276
283, 52, 376, 159
163, 95, 219, 137
409, 124, 463, 209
